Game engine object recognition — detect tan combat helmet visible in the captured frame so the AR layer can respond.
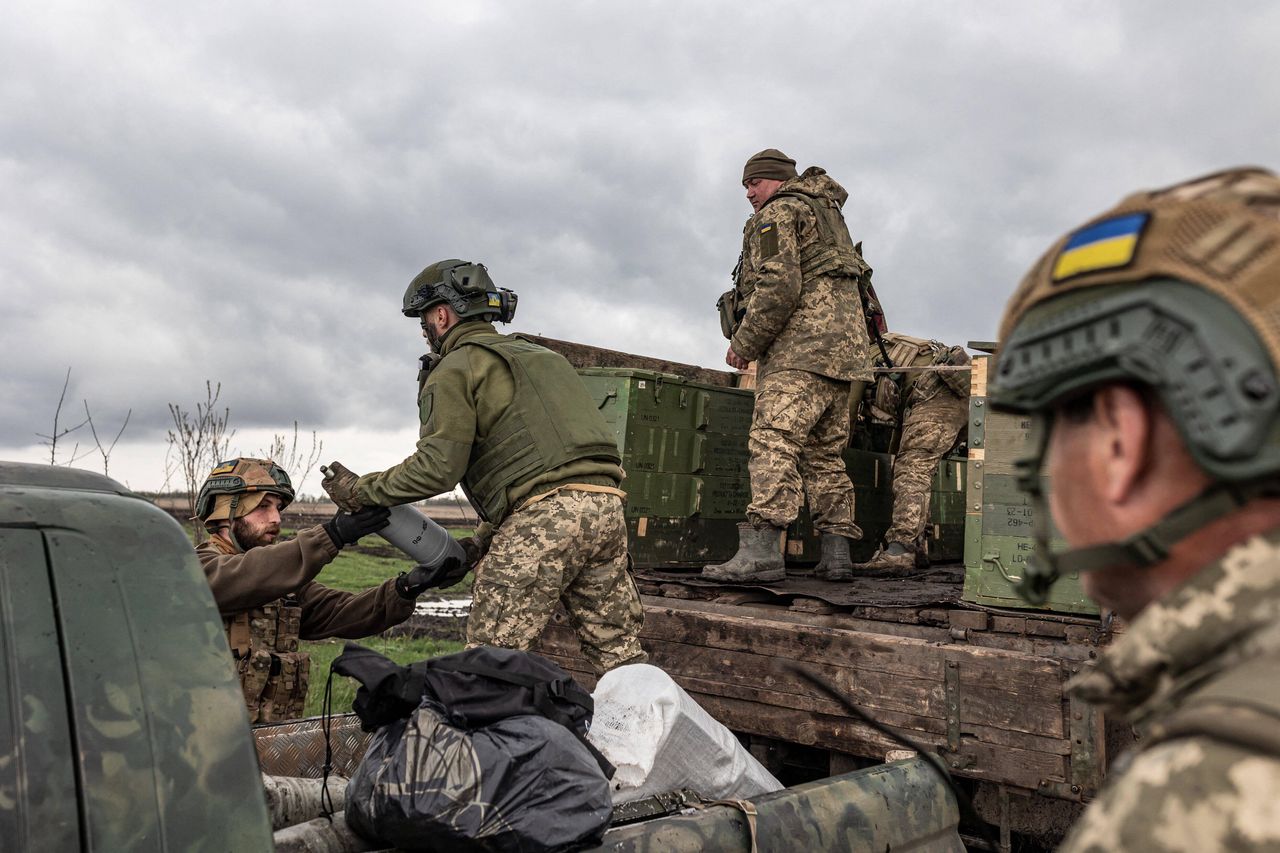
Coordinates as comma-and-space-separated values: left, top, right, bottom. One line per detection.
988, 167, 1280, 604
194, 457, 295, 526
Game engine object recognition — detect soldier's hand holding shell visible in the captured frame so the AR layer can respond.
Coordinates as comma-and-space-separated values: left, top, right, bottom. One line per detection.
321, 460, 365, 513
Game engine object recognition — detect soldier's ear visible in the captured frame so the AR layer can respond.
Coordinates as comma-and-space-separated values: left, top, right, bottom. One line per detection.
1094, 386, 1156, 506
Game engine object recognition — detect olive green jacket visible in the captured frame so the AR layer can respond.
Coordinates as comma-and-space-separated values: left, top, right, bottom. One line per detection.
356, 321, 624, 522
197, 526, 413, 639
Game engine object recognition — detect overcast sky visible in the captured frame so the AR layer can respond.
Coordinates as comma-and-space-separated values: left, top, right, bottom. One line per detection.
3, 1, 1277, 492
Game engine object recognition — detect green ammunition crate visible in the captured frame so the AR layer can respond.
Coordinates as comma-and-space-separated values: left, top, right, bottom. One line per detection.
579, 368, 755, 435
625, 471, 751, 520
616, 426, 750, 476
575, 366, 966, 570
963, 356, 1098, 615
623, 449, 964, 568
927, 456, 967, 562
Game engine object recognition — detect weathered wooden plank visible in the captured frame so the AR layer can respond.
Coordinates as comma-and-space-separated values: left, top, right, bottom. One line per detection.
682, 692, 1063, 791
526, 334, 738, 387
542, 645, 1071, 768
543, 628, 944, 719
565, 637, 1075, 758
638, 602, 1066, 713
543, 610, 1067, 739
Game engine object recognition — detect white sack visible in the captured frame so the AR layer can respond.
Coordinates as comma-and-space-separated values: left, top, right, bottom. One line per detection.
587, 663, 782, 804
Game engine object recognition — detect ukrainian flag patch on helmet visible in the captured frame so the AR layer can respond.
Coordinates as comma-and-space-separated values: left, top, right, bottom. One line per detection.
1052, 212, 1150, 282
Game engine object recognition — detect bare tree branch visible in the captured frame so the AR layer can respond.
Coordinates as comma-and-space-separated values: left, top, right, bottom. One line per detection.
167, 381, 234, 541
258, 421, 324, 497
83, 401, 132, 478
36, 367, 89, 465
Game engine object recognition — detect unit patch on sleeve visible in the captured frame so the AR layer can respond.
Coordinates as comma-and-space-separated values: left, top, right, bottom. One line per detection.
759, 222, 779, 259
1052, 212, 1150, 282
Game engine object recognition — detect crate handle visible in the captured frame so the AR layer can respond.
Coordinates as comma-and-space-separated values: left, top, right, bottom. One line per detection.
596, 389, 618, 410
983, 553, 1022, 583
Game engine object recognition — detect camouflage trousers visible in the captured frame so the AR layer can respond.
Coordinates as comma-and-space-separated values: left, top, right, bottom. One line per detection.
746, 368, 860, 538
884, 393, 969, 548
466, 490, 646, 674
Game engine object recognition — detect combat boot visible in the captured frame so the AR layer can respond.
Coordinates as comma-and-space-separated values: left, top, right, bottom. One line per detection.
701, 524, 786, 584
857, 541, 917, 576
812, 534, 853, 582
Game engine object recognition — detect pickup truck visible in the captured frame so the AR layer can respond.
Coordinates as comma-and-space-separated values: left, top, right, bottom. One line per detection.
0, 461, 963, 851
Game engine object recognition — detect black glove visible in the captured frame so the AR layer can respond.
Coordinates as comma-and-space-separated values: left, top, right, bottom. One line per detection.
458, 536, 486, 570
324, 506, 391, 549
395, 557, 468, 600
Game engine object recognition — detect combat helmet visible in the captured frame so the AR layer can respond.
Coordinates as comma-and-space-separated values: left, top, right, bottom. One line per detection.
194, 457, 295, 525
988, 167, 1280, 604
402, 259, 518, 323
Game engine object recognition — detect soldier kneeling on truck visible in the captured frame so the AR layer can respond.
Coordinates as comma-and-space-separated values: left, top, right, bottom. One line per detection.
860, 333, 970, 574
195, 458, 435, 722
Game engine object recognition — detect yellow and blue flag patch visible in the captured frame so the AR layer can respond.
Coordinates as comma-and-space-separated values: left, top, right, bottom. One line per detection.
1052, 212, 1149, 282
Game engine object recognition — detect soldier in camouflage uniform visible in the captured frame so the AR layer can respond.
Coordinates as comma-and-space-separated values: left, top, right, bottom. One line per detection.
195, 458, 418, 722
860, 333, 970, 574
323, 260, 645, 674
706, 148, 871, 584
989, 168, 1280, 850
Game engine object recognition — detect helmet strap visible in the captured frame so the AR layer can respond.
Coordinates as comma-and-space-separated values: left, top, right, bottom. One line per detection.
226, 494, 247, 554
1016, 430, 1280, 604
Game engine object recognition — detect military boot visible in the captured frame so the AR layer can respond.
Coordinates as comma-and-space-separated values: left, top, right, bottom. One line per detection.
812, 534, 853, 582
701, 524, 786, 584
856, 541, 917, 575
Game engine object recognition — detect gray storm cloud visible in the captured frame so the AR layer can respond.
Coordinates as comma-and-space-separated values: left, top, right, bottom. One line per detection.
3, 0, 1277, 486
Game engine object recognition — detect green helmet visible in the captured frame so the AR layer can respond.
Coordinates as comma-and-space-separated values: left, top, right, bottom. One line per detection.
194, 457, 295, 524
401, 259, 518, 323
989, 167, 1280, 604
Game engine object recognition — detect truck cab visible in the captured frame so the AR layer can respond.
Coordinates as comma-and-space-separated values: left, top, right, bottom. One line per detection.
0, 462, 274, 851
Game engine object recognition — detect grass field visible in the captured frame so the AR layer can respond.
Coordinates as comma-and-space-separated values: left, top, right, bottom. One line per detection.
312, 540, 475, 597
303, 530, 472, 716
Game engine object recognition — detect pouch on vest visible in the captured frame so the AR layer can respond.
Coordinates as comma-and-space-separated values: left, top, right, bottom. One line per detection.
717, 288, 744, 340
871, 375, 902, 423
335, 643, 613, 853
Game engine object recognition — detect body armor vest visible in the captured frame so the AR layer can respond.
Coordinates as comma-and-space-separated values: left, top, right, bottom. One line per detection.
770, 190, 871, 281
872, 333, 968, 421
210, 536, 310, 723
452, 332, 622, 523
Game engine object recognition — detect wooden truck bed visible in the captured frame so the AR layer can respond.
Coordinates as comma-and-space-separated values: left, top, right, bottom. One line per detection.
538, 568, 1119, 846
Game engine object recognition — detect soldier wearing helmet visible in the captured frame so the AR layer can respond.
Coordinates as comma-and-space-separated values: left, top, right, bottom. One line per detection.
989, 168, 1280, 850
195, 457, 417, 722
323, 260, 645, 674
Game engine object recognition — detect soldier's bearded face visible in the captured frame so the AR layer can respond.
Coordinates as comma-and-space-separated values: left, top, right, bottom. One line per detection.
234, 494, 283, 549
745, 177, 784, 212
421, 309, 446, 351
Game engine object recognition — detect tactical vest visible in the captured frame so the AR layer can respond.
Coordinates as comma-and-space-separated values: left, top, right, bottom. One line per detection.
1143, 653, 1280, 758
451, 332, 623, 523
210, 538, 310, 723
872, 333, 944, 421
768, 190, 871, 282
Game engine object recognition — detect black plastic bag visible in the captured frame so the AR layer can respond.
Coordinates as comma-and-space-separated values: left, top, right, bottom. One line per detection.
335, 644, 613, 852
